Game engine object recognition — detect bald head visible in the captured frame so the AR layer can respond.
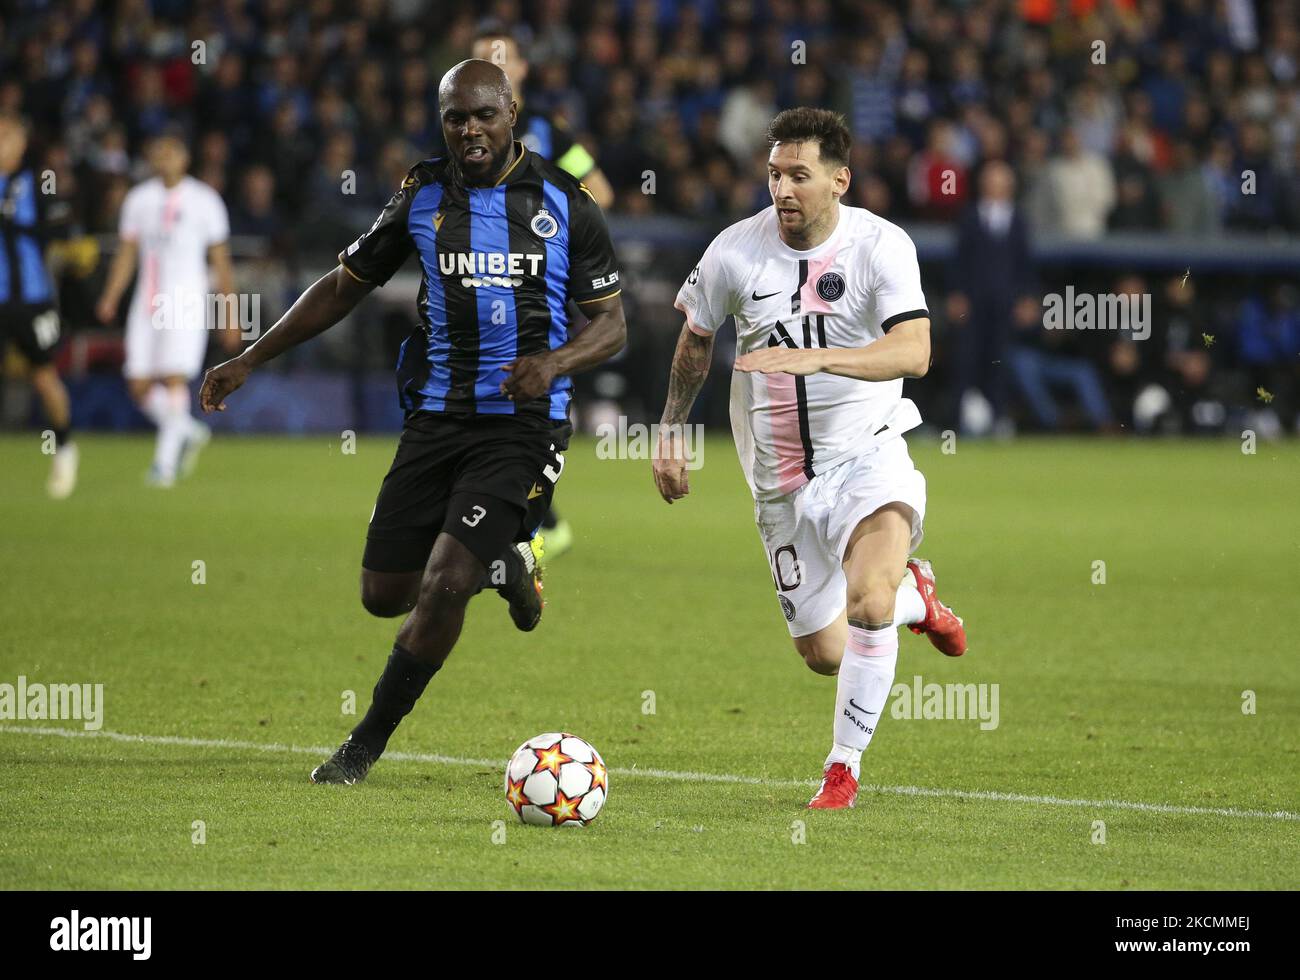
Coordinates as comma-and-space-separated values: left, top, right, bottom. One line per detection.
438, 59, 517, 186
439, 59, 512, 109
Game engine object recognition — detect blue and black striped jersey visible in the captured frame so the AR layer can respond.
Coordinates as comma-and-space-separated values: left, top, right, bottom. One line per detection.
339, 141, 620, 421
0, 167, 55, 307
517, 108, 597, 183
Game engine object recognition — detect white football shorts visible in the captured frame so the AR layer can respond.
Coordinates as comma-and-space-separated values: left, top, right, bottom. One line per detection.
753, 434, 926, 637
123, 307, 210, 380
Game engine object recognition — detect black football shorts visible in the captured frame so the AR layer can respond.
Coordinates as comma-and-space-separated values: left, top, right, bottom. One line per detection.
362, 411, 571, 573
0, 304, 60, 367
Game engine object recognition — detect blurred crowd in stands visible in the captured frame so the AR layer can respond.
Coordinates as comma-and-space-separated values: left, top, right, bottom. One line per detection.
3, 0, 1299, 434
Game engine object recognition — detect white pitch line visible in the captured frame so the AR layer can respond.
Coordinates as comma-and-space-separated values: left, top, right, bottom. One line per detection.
3, 724, 1297, 823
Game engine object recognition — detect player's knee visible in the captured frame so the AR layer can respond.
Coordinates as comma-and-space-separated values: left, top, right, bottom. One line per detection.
800, 648, 839, 676
359, 571, 419, 618
794, 635, 841, 676
417, 562, 481, 609
360, 584, 408, 618
845, 573, 897, 627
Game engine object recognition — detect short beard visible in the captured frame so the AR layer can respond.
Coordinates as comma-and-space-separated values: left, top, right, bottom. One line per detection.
782, 205, 834, 247
449, 141, 512, 189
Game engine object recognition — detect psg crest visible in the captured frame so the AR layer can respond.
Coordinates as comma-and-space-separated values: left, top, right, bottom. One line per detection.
530, 208, 559, 239
816, 272, 845, 302
779, 595, 796, 622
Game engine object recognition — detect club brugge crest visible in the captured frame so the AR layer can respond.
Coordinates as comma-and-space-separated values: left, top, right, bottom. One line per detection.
816, 272, 845, 302
530, 208, 559, 239
779, 595, 796, 622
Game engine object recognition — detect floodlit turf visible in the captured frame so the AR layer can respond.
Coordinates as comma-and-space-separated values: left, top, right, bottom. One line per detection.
1, 431, 1296, 889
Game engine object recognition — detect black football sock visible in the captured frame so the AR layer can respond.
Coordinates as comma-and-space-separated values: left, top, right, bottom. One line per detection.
350, 643, 439, 757
53, 426, 72, 448
541, 508, 560, 530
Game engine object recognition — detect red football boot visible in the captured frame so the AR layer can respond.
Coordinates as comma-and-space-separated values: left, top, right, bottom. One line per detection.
807, 762, 858, 809
906, 558, 967, 657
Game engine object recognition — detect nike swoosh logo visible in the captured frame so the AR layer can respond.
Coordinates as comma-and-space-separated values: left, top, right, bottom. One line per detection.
848, 698, 877, 716
751, 290, 781, 301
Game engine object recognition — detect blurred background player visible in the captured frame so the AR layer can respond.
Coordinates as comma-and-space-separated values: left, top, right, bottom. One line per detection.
470, 19, 616, 558
95, 132, 239, 487
0, 112, 77, 498
655, 109, 966, 810
470, 20, 614, 209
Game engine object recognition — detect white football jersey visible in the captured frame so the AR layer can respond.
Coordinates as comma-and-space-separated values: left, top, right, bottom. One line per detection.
675, 202, 929, 501
119, 175, 229, 329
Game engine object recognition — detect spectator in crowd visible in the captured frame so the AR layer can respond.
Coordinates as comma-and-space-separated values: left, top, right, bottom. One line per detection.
1159, 138, 1220, 235
1157, 276, 1222, 433
1007, 276, 1116, 434
1047, 128, 1116, 238
1236, 283, 1300, 434
229, 164, 280, 240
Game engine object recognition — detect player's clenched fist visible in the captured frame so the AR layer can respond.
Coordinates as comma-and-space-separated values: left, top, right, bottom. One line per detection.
200, 355, 251, 413
652, 430, 691, 504
500, 353, 557, 402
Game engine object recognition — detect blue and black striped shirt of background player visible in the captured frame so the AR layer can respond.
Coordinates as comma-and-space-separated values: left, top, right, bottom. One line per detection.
0, 164, 62, 316
518, 108, 597, 184
337, 139, 620, 422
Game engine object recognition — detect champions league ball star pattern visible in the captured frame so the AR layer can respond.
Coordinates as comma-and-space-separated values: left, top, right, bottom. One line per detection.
505, 732, 608, 826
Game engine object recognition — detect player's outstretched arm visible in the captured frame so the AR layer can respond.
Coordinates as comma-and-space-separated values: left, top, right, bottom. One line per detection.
199, 265, 374, 413
207, 241, 242, 354
499, 294, 626, 402
653, 323, 714, 504
734, 316, 931, 382
95, 239, 138, 324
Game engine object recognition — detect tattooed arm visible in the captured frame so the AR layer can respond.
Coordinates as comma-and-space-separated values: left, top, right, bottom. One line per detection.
652, 323, 715, 504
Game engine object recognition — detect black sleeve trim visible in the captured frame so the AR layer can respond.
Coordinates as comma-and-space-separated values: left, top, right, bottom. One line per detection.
881, 309, 929, 333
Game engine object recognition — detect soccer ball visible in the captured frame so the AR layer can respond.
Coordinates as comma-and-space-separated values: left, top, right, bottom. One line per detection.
505, 732, 608, 826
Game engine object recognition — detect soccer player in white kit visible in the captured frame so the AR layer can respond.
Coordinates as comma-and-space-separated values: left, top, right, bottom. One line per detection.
653, 108, 967, 810
96, 133, 238, 486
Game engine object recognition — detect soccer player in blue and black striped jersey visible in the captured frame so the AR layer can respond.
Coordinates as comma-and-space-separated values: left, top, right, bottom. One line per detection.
0, 112, 78, 498
200, 60, 626, 784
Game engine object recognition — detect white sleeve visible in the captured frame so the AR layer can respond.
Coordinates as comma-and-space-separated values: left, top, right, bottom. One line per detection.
118, 188, 143, 242
205, 189, 230, 246
871, 229, 929, 333
673, 236, 735, 337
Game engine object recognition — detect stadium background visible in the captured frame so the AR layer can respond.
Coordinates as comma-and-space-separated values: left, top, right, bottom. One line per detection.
3, 0, 1299, 440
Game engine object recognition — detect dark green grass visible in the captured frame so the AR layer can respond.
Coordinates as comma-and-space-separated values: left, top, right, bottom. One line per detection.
0, 432, 1296, 889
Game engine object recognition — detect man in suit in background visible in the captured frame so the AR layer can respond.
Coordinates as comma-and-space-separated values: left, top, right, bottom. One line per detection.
946, 159, 1039, 435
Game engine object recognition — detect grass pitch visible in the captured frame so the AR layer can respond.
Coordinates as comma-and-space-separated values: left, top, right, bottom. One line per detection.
0, 431, 1296, 889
